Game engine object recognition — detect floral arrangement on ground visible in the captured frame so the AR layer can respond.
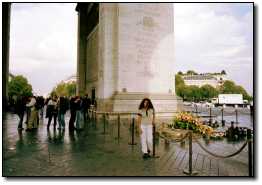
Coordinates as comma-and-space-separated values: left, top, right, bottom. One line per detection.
169, 112, 214, 136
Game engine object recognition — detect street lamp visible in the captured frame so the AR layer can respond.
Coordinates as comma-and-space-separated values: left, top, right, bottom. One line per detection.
235, 104, 238, 125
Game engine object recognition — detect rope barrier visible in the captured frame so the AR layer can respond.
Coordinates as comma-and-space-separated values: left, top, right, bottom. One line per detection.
194, 138, 248, 158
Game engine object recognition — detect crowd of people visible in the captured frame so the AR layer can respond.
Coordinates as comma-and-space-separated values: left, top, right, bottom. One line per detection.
13, 94, 95, 132
13, 95, 156, 159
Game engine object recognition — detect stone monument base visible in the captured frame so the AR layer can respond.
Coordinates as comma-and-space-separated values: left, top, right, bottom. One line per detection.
96, 92, 183, 117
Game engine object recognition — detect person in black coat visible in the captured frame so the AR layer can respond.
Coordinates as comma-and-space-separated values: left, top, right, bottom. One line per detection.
82, 94, 91, 122
69, 96, 77, 131
46, 96, 58, 129
15, 96, 26, 130
37, 96, 45, 118
57, 96, 69, 130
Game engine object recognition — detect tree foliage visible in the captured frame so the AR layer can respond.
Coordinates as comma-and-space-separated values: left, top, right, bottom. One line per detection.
186, 70, 198, 75
66, 82, 77, 97
175, 74, 186, 99
175, 74, 185, 87
200, 84, 218, 100
8, 75, 33, 98
219, 80, 236, 94
51, 81, 76, 97
185, 85, 201, 101
175, 75, 252, 102
178, 71, 183, 75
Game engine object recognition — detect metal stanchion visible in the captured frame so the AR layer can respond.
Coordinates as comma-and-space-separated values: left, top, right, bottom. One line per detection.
152, 124, 159, 158
128, 117, 137, 145
195, 104, 198, 117
94, 111, 97, 129
221, 107, 225, 126
184, 131, 198, 176
247, 129, 253, 177
209, 107, 212, 124
115, 114, 121, 140
235, 108, 238, 125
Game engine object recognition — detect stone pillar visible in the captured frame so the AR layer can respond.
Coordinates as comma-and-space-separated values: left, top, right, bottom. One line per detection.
76, 6, 88, 96
2, 3, 11, 111
97, 4, 119, 111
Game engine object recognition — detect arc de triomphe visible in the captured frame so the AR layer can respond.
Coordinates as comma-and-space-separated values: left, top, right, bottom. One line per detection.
76, 3, 182, 114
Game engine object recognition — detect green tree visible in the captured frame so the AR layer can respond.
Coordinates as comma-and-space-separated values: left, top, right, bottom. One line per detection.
66, 82, 76, 97
181, 85, 201, 102
186, 70, 198, 75
8, 75, 33, 98
175, 74, 186, 99
235, 85, 252, 101
51, 81, 76, 97
54, 82, 67, 97
200, 84, 218, 100
178, 71, 183, 75
219, 80, 237, 94
175, 74, 185, 87
188, 85, 201, 102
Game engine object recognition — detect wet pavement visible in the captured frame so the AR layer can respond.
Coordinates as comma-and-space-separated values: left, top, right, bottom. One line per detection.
3, 111, 251, 176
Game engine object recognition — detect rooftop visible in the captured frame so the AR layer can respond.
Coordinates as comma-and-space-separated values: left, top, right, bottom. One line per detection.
183, 75, 217, 81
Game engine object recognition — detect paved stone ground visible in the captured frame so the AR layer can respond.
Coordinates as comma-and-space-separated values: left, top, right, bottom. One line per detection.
3, 112, 251, 176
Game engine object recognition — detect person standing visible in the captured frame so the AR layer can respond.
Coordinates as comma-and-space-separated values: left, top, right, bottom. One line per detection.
37, 96, 45, 118
46, 96, 58, 129
15, 95, 26, 130
137, 98, 155, 159
69, 96, 77, 131
75, 96, 84, 130
26, 96, 38, 131
82, 94, 91, 122
57, 96, 69, 130
24, 96, 31, 125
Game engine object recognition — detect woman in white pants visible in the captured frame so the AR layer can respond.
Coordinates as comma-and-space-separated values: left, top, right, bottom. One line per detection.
138, 98, 155, 159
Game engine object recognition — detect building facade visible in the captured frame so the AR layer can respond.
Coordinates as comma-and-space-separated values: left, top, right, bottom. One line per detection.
182, 74, 227, 88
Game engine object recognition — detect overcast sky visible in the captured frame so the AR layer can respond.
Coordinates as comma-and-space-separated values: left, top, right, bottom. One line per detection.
174, 3, 253, 94
10, 3, 77, 97
9, 3, 253, 96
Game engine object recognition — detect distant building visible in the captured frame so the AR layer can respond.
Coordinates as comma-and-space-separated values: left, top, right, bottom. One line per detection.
62, 75, 76, 84
182, 73, 227, 88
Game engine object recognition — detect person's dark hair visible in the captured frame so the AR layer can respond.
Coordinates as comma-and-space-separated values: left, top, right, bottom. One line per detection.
138, 98, 154, 110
